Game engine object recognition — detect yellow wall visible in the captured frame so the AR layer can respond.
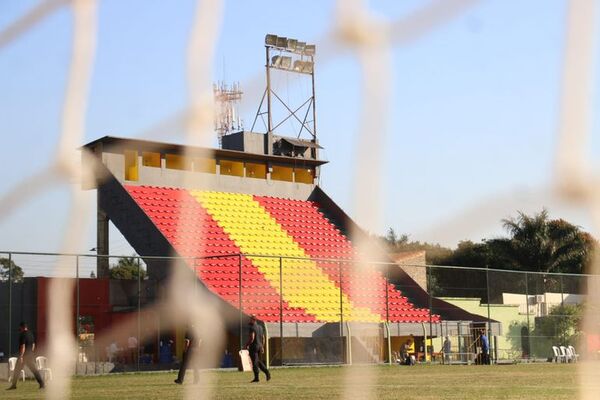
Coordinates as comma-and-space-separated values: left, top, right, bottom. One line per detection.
165, 154, 191, 170
142, 152, 161, 168
245, 162, 267, 179
271, 165, 293, 182
193, 157, 216, 174
295, 168, 314, 184
124, 150, 139, 181
220, 160, 244, 177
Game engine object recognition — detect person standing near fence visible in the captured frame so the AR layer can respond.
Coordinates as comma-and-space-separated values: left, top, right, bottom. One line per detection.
7, 322, 44, 390
127, 335, 138, 365
245, 315, 271, 383
479, 330, 490, 365
174, 326, 201, 385
442, 336, 452, 364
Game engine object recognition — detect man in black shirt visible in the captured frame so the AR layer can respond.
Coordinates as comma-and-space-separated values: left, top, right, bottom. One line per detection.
245, 316, 270, 383
7, 322, 44, 390
174, 327, 201, 385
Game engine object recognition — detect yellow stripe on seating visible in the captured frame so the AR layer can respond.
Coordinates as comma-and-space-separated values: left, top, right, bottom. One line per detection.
190, 191, 381, 323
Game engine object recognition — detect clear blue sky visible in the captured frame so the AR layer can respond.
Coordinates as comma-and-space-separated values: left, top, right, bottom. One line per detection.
2, 0, 600, 269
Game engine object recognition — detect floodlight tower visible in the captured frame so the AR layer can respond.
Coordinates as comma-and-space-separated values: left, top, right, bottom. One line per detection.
252, 34, 317, 156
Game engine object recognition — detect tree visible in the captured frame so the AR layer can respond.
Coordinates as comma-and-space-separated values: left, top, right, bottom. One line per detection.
384, 228, 398, 247
376, 229, 451, 262
428, 241, 490, 298
531, 303, 583, 357
109, 256, 146, 280
0, 257, 24, 282
488, 209, 594, 273
434, 240, 491, 267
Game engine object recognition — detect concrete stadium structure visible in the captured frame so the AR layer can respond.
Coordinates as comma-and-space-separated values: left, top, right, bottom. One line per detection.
75, 133, 498, 366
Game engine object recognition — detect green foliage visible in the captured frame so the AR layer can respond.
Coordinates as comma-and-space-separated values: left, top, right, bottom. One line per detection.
0, 257, 24, 282
109, 256, 146, 280
380, 210, 594, 300
531, 303, 583, 357
382, 209, 594, 275
488, 210, 595, 273
377, 229, 452, 263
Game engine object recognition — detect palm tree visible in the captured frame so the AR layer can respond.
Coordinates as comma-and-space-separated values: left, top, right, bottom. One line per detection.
488, 209, 593, 274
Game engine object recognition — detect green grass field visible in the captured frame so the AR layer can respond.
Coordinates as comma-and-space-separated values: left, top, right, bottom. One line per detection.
3, 364, 578, 400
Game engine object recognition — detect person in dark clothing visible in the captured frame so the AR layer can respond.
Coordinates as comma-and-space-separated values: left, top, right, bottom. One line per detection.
245, 316, 270, 383
174, 327, 201, 385
480, 330, 490, 365
7, 322, 44, 390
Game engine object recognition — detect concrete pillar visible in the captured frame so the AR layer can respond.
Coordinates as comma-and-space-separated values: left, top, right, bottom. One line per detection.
97, 194, 110, 278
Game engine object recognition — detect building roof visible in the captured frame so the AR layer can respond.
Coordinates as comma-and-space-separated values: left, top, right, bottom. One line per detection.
279, 137, 323, 149
82, 135, 328, 167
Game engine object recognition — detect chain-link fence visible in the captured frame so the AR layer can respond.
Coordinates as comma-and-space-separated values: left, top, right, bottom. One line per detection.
1, 250, 593, 375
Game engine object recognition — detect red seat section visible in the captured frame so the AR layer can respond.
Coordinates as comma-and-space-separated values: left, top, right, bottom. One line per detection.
125, 185, 315, 323
254, 195, 439, 323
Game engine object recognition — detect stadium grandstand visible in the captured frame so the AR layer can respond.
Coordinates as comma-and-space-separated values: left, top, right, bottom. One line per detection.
78, 133, 498, 366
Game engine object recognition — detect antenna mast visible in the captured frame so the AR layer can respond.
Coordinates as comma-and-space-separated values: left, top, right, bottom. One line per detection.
214, 81, 243, 147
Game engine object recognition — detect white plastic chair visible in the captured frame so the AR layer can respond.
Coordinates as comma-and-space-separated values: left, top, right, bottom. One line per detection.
568, 345, 579, 363
565, 347, 573, 362
35, 356, 53, 381
559, 346, 572, 363
8, 357, 25, 383
552, 346, 565, 363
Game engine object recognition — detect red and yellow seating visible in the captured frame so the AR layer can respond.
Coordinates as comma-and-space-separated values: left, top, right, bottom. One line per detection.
126, 185, 439, 324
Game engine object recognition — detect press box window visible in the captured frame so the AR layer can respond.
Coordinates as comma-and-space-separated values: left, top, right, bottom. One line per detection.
142, 152, 161, 167
245, 162, 266, 179
220, 160, 243, 177
295, 168, 314, 184
193, 157, 216, 174
124, 150, 138, 181
165, 154, 191, 170
271, 165, 293, 182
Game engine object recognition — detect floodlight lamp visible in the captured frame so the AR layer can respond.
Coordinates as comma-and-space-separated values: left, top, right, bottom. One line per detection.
286, 38, 298, 51
304, 44, 316, 56
276, 37, 288, 48
296, 41, 306, 52
281, 56, 292, 69
293, 60, 303, 72
301, 61, 314, 73
271, 55, 282, 67
265, 34, 278, 46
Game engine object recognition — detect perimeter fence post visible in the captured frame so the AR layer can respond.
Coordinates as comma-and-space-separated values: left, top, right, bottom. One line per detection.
427, 265, 433, 362
385, 264, 389, 325
279, 256, 283, 365
8, 252, 12, 358
76, 255, 80, 373
525, 272, 531, 359
238, 254, 243, 351
339, 260, 345, 363
137, 256, 141, 372
485, 266, 492, 364
385, 264, 390, 364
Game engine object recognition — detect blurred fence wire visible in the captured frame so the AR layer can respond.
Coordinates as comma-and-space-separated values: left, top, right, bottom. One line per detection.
1, 0, 599, 399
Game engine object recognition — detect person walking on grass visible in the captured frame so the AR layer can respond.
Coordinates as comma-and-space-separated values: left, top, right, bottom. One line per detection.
245, 315, 271, 383
174, 326, 201, 385
7, 322, 44, 390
